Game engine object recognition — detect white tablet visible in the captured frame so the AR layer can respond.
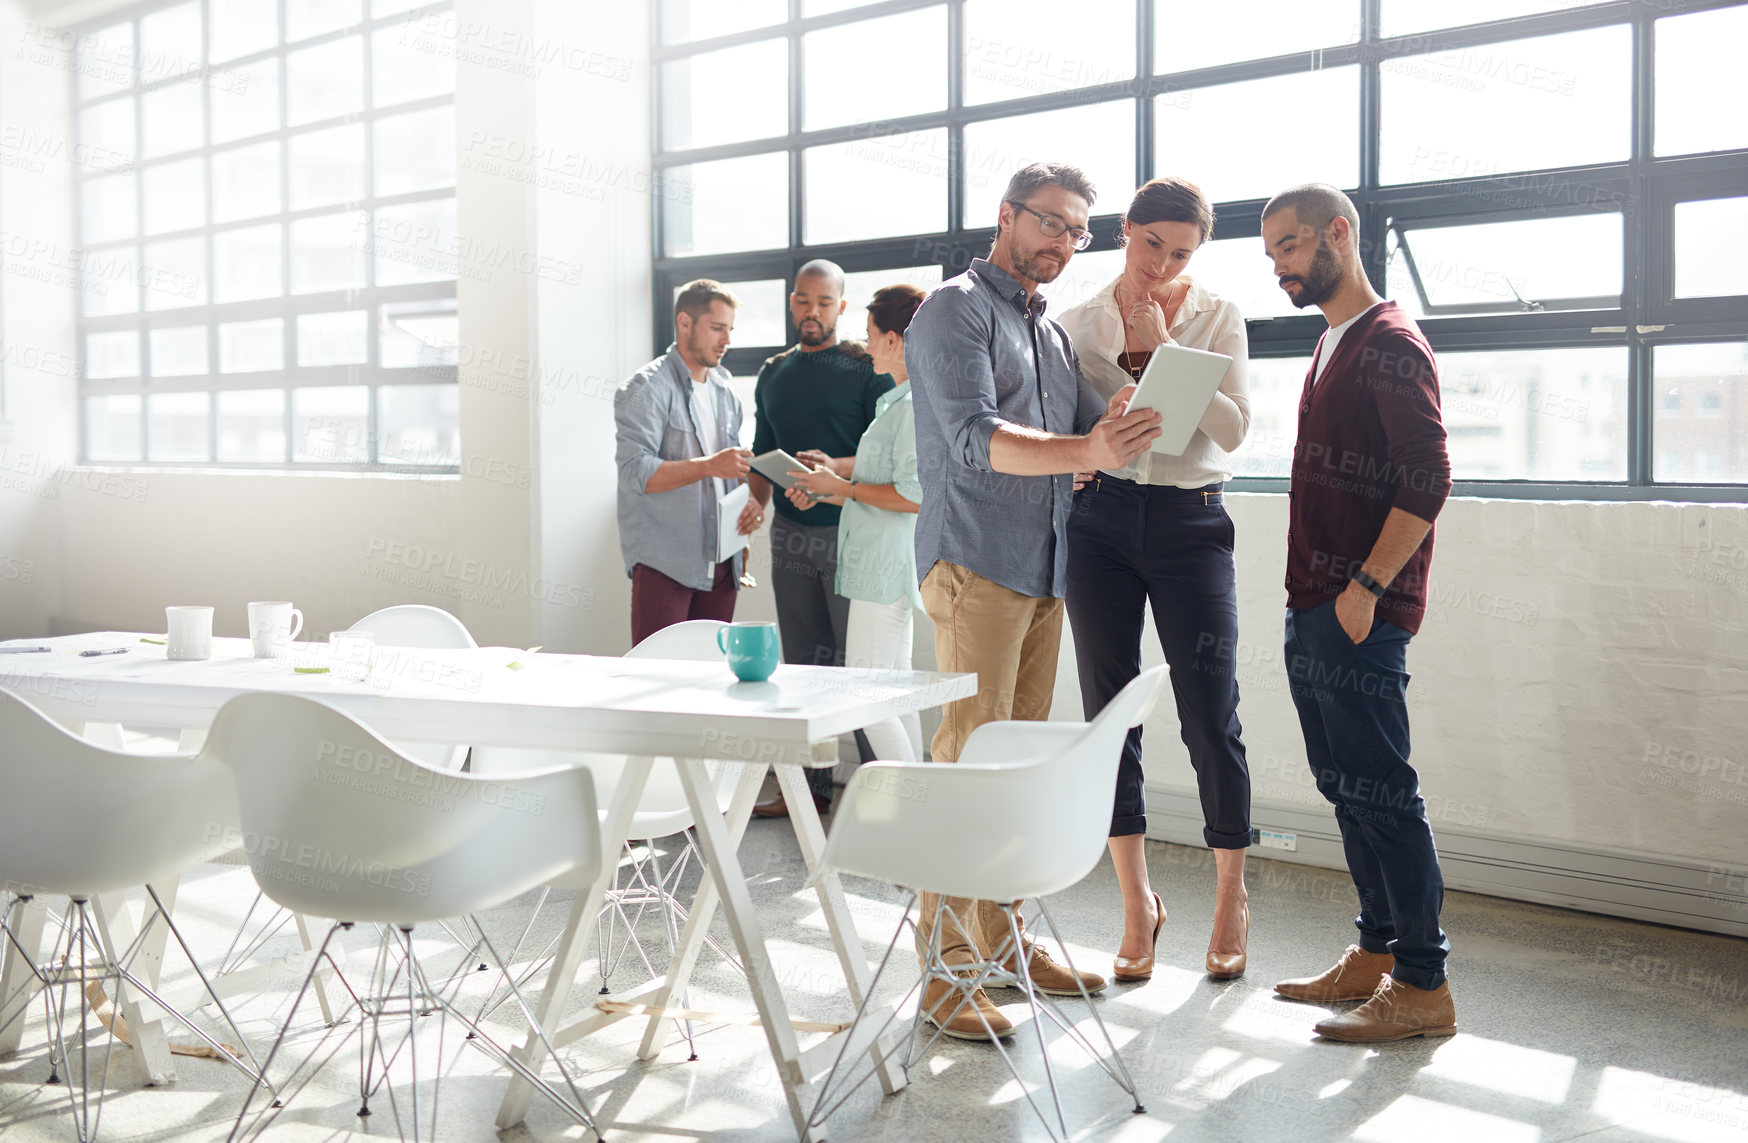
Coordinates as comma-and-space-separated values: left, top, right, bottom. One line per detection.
1125, 344, 1234, 456
751, 449, 809, 490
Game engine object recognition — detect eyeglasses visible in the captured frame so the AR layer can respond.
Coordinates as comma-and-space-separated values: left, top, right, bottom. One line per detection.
1009, 201, 1094, 251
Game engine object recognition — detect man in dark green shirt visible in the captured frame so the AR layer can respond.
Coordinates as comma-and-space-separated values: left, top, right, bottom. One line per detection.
748, 259, 895, 815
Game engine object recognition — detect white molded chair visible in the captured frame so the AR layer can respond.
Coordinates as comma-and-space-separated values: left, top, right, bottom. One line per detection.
202, 692, 604, 1143
344, 604, 478, 651
0, 689, 275, 1142
807, 666, 1172, 1142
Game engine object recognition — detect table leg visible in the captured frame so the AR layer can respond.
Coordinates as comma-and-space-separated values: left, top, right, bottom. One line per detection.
0, 896, 47, 1056
772, 762, 908, 1097
674, 757, 823, 1143
634, 757, 767, 1061
493, 753, 655, 1131
91, 880, 178, 1085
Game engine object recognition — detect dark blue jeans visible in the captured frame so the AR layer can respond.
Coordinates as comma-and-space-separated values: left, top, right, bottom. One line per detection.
1284, 601, 1450, 990
1065, 477, 1250, 846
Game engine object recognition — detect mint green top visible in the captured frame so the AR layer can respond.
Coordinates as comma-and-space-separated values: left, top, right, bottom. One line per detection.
836, 381, 923, 608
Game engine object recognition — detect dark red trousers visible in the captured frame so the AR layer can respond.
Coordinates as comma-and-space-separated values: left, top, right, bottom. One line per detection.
630, 561, 737, 647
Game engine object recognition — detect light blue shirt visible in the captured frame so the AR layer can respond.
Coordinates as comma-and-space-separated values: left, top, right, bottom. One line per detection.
836, 382, 924, 608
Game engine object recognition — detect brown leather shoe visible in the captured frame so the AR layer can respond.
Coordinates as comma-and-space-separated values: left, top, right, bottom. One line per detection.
1113, 892, 1165, 983
1314, 976, 1457, 1042
1275, 945, 1394, 1003
998, 941, 1107, 997
920, 978, 1014, 1041
751, 791, 831, 819
1206, 903, 1249, 981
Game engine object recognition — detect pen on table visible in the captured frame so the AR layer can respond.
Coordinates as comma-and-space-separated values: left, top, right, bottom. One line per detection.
0, 646, 52, 653
78, 647, 131, 657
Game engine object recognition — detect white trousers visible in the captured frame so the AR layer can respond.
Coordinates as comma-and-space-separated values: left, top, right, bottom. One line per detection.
845, 597, 922, 763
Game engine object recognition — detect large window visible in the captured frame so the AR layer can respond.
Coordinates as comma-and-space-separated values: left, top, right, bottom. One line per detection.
651, 0, 1748, 500
72, 0, 459, 470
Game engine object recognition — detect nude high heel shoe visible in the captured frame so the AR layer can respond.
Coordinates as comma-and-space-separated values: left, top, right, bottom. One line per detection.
1205, 902, 1249, 980
1113, 892, 1164, 983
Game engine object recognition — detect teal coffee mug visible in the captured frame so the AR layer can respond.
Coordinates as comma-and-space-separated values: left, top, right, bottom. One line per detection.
717, 621, 780, 682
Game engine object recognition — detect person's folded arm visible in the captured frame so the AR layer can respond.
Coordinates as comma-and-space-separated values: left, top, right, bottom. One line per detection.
1197, 302, 1252, 453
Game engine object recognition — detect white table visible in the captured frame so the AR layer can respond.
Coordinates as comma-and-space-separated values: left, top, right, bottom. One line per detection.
0, 632, 974, 1140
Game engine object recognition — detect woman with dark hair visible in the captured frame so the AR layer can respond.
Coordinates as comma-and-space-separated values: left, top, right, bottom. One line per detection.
1058, 177, 1254, 982
786, 284, 928, 761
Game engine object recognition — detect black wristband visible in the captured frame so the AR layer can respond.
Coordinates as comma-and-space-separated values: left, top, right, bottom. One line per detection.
1351, 569, 1387, 598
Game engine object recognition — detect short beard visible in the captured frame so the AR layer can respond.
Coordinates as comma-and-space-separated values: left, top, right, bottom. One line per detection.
1284, 238, 1343, 309
1012, 246, 1067, 285
797, 321, 831, 347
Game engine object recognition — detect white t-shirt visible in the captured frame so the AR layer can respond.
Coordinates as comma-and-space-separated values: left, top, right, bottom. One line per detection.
691, 381, 726, 500
1312, 301, 1384, 387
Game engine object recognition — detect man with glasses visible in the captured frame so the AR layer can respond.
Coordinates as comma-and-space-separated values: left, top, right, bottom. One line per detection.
745, 259, 895, 818
906, 163, 1163, 1041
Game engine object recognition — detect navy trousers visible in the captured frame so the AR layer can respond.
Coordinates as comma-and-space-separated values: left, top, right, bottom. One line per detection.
1064, 477, 1251, 846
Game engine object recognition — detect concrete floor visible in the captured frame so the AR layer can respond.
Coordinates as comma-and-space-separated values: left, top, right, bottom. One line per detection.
3, 796, 1746, 1143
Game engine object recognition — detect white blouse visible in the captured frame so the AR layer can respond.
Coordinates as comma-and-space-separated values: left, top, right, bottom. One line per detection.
1057, 274, 1251, 489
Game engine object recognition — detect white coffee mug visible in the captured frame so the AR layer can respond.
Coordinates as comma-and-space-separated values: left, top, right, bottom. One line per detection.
247, 601, 304, 658
165, 605, 215, 661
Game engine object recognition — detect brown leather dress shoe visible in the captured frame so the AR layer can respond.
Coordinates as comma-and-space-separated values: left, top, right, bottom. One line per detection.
1314, 976, 1457, 1042
751, 791, 831, 819
920, 977, 1014, 1041
1274, 944, 1394, 1003
997, 941, 1107, 997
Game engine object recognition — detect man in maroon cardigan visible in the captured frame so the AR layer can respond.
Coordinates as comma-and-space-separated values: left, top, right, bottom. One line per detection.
1260, 184, 1458, 1042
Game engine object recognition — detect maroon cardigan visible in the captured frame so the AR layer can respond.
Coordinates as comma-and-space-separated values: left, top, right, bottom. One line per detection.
1287, 302, 1451, 634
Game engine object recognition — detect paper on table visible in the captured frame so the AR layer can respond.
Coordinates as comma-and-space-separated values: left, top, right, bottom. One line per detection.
716, 481, 750, 563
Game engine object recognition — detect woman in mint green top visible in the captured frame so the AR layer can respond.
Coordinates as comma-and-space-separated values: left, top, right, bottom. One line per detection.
786, 285, 926, 760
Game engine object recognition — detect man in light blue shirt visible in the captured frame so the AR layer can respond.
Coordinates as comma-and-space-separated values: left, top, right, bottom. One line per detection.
615, 280, 756, 645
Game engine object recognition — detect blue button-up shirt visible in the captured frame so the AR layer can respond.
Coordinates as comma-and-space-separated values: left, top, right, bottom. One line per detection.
909, 258, 1106, 599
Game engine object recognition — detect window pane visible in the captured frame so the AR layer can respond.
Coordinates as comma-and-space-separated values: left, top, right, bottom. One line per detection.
211, 58, 280, 143
1673, 197, 1745, 301
140, 83, 204, 159
1380, 26, 1630, 185
1187, 236, 1300, 319
804, 9, 946, 130
375, 106, 455, 196
139, 2, 203, 84
660, 0, 785, 44
210, 0, 277, 62
1383, 0, 1611, 37
1657, 7, 1748, 157
1232, 357, 1311, 476
213, 223, 283, 301
371, 199, 458, 285
1439, 347, 1627, 481
77, 24, 134, 101
219, 318, 283, 372
81, 174, 137, 245
965, 0, 1134, 104
380, 304, 458, 367
79, 99, 137, 170
379, 384, 460, 464
1036, 247, 1124, 312
297, 310, 369, 366
963, 102, 1134, 232
82, 248, 141, 317
217, 389, 286, 461
293, 385, 370, 462
288, 37, 365, 125
289, 123, 367, 210
142, 237, 208, 310
147, 391, 209, 461
673, 279, 786, 347
213, 141, 282, 222
663, 151, 786, 257
1654, 343, 1748, 483
86, 395, 143, 461
142, 159, 205, 234
371, 22, 455, 107
1156, 68, 1359, 204
290, 211, 369, 293
288, 0, 360, 42
1389, 213, 1622, 316
86, 331, 140, 379
838, 266, 943, 343
149, 325, 208, 376
1156, 0, 1358, 73
662, 38, 786, 150
804, 129, 948, 245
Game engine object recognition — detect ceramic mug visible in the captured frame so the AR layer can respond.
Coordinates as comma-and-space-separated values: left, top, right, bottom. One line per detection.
165, 605, 214, 661
716, 621, 780, 682
247, 601, 305, 658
